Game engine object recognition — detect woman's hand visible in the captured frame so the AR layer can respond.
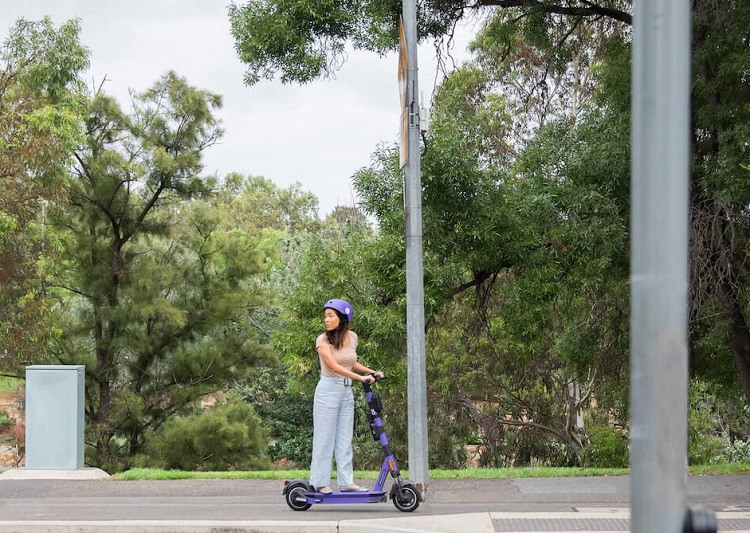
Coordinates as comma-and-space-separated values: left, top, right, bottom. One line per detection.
361, 371, 384, 383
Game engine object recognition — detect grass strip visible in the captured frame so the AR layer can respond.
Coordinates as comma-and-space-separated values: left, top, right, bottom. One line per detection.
112, 464, 750, 481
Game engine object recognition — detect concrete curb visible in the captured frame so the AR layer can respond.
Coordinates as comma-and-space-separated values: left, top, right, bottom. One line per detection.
0, 521, 337, 533
339, 512, 495, 533
0, 468, 110, 480
0, 512, 748, 533
0, 515, 495, 533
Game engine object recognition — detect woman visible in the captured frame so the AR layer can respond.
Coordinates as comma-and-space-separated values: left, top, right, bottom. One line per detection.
309, 298, 384, 494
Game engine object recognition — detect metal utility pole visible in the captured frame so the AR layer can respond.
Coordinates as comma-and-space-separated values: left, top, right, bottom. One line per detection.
629, 0, 715, 531
400, 0, 429, 497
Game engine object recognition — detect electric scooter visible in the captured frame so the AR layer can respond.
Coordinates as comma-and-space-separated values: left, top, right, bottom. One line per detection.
283, 374, 420, 512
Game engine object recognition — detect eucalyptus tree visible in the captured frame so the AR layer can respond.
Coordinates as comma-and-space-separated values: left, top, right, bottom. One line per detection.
0, 17, 89, 375
352, 41, 630, 465
687, 1, 750, 403
219, 173, 321, 236
215, 174, 326, 468
228, 0, 635, 464
260, 205, 423, 468
439, 18, 631, 464
272, 206, 383, 394
46, 73, 272, 470
339, 5, 631, 464
228, 0, 750, 466
494, 2, 750, 414
227, 0, 632, 85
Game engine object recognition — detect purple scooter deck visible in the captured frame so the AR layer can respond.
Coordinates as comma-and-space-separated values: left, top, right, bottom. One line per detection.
303, 490, 387, 505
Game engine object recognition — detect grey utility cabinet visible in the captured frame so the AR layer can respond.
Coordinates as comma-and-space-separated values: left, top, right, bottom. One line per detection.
25, 365, 85, 469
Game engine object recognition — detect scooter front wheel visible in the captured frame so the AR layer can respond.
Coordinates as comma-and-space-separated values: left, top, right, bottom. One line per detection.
392, 483, 420, 512
284, 481, 312, 511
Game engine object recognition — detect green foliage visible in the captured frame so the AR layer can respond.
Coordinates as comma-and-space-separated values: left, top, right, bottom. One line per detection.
271, 209, 397, 395
135, 400, 270, 471
44, 73, 274, 471
232, 0, 750, 470
227, 1, 632, 85
686, 380, 750, 466
0, 410, 12, 433
234, 364, 314, 468
689, 409, 727, 466
722, 439, 750, 464
436, 33, 628, 466
259, 204, 419, 470
2, 17, 89, 100
219, 174, 321, 235
6, 1, 750, 477
582, 424, 629, 468
690, 307, 739, 392
217, 176, 329, 469
687, 1, 750, 402
228, 0, 360, 85
0, 377, 22, 394
426, 400, 471, 469
228, 0, 458, 85
0, 17, 89, 376
351, 12, 634, 467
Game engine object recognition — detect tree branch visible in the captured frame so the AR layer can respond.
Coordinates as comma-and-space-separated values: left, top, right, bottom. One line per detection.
478, 0, 632, 25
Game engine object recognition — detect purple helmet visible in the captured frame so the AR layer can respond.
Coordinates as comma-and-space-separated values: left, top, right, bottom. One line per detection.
323, 298, 353, 322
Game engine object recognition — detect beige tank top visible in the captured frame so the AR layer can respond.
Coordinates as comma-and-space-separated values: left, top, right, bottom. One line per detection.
315, 331, 358, 376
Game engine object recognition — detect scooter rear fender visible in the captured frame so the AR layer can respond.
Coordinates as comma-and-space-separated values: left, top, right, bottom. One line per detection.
282, 478, 311, 495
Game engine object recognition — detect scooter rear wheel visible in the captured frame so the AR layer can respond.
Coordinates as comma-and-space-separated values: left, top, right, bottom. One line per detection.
392, 483, 420, 512
284, 481, 312, 511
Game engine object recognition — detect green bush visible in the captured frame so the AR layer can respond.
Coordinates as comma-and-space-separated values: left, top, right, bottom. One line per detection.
689, 410, 727, 465
491, 429, 578, 467
232, 365, 314, 468
0, 377, 22, 394
582, 424, 629, 468
0, 410, 12, 433
135, 400, 270, 471
722, 439, 750, 463
689, 380, 728, 465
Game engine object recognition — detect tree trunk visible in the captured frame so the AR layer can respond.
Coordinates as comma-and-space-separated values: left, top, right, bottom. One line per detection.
90, 240, 124, 468
718, 278, 750, 401
93, 305, 112, 464
456, 384, 585, 465
690, 190, 750, 403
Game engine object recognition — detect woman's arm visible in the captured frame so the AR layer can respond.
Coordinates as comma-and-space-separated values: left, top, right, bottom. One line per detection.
317, 345, 372, 382
352, 362, 383, 378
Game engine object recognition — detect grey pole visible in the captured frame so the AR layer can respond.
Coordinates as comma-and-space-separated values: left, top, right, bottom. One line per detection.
402, 0, 429, 496
630, 0, 691, 531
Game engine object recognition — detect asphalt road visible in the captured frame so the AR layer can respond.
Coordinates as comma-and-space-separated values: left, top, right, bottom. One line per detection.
0, 475, 748, 522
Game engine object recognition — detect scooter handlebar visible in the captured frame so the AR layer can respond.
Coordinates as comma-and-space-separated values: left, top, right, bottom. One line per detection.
362, 372, 385, 389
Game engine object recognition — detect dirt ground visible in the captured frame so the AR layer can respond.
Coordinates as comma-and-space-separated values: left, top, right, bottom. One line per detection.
0, 390, 24, 467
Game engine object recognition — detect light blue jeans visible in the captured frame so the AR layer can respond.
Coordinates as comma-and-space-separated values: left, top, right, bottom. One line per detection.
309, 375, 355, 489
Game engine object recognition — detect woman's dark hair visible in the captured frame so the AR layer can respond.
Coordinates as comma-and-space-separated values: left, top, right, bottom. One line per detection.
325, 309, 349, 350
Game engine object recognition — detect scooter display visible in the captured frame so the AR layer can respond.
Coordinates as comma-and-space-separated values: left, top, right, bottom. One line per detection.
282, 374, 420, 512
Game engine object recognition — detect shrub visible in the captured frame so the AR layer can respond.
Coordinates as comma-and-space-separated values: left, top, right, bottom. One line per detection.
135, 400, 270, 471
582, 424, 629, 468
689, 411, 727, 465
0, 410, 12, 433
689, 381, 728, 465
722, 439, 750, 464
233, 365, 314, 468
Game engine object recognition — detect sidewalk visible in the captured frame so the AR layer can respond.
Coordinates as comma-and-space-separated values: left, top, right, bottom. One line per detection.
2, 510, 750, 533
0, 473, 748, 532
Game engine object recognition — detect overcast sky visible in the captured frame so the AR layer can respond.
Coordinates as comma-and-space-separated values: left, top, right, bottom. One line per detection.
2, 1, 475, 216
